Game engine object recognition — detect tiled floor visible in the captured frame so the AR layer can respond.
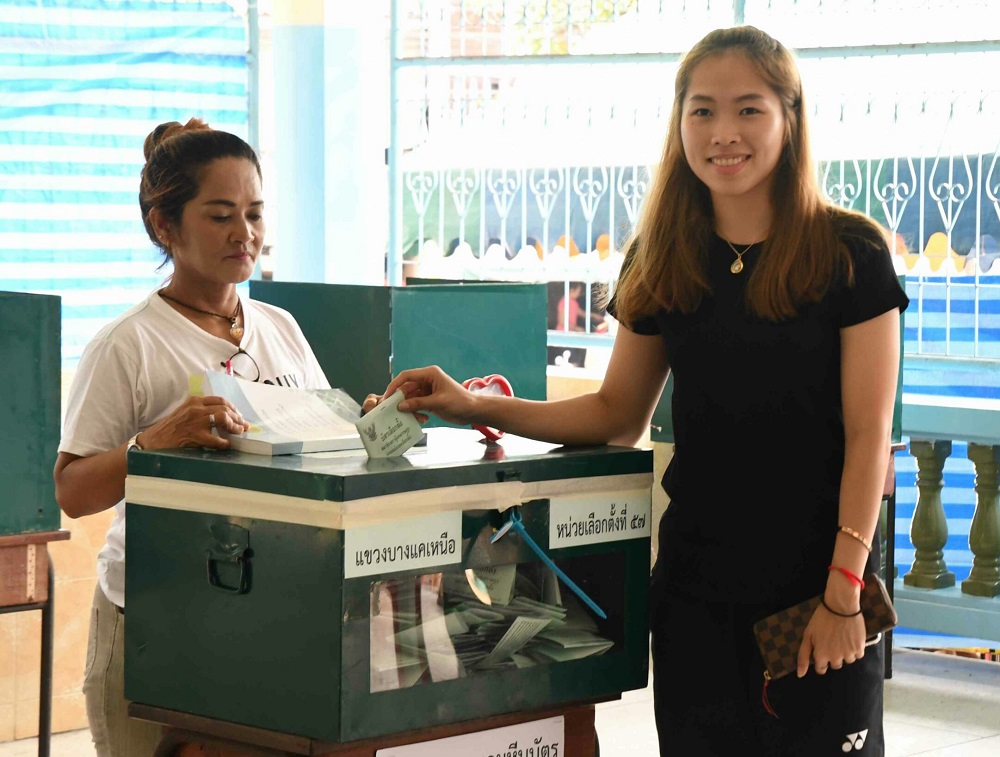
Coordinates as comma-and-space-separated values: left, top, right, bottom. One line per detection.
1, 649, 997, 756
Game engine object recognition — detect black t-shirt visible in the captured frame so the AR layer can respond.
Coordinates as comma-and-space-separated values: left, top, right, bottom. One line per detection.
612, 229, 909, 603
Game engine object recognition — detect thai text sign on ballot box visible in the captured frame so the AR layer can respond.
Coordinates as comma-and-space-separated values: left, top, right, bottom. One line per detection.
345, 511, 460, 578
549, 490, 651, 548
376, 716, 564, 757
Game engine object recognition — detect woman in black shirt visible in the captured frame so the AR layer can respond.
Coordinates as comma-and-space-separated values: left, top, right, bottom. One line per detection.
379, 26, 907, 756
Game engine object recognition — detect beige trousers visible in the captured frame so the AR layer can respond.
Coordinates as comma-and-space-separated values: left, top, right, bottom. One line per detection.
83, 585, 163, 757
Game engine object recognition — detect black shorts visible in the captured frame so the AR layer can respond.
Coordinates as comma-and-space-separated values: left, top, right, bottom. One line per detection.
650, 589, 885, 756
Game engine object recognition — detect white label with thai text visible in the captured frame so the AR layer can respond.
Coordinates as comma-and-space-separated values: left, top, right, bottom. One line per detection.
549, 488, 651, 548
376, 716, 564, 757
345, 511, 462, 578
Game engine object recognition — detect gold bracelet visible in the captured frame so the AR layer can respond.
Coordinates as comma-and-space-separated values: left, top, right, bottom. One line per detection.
837, 525, 872, 553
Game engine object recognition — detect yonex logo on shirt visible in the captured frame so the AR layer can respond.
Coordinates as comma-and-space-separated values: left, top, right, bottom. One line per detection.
842, 728, 868, 751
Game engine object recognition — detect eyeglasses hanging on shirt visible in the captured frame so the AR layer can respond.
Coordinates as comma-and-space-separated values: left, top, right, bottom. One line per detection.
221, 348, 260, 383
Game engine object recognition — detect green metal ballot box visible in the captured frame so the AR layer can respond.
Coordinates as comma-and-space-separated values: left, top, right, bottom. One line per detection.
124, 429, 652, 743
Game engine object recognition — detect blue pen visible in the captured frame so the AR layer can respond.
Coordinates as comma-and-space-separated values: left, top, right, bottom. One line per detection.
491, 508, 608, 620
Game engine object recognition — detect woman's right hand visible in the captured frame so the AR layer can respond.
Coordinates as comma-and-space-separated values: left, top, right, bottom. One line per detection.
137, 395, 249, 450
381, 366, 480, 425
55, 396, 248, 518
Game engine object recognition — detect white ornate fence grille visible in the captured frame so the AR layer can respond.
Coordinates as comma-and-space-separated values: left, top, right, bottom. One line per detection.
387, 0, 1000, 359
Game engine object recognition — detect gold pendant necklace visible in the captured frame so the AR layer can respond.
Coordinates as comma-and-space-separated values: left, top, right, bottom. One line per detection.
160, 291, 244, 340
724, 239, 756, 274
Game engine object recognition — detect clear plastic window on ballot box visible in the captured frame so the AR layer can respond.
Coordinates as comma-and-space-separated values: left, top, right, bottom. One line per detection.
370, 554, 623, 693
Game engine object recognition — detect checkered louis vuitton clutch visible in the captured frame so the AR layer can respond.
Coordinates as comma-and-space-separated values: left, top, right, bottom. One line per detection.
753, 573, 897, 681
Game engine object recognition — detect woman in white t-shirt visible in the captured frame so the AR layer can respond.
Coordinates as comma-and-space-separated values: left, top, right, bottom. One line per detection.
54, 119, 333, 757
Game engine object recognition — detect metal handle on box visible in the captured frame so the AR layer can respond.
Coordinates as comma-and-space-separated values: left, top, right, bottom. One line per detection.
205, 547, 251, 594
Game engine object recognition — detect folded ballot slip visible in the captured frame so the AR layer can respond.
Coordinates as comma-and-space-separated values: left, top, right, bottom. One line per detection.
355, 389, 424, 458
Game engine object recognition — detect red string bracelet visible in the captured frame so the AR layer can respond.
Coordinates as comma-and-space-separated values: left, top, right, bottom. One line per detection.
828, 565, 865, 590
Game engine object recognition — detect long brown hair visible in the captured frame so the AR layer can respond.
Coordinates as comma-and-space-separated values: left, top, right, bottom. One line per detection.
614, 26, 877, 323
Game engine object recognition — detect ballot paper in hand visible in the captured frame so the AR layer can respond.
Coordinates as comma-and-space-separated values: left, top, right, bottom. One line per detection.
355, 389, 423, 458
192, 372, 364, 455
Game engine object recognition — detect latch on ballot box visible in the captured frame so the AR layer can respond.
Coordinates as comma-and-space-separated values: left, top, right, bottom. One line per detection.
205, 522, 252, 595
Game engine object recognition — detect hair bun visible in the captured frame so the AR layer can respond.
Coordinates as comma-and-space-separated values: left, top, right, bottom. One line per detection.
143, 117, 212, 160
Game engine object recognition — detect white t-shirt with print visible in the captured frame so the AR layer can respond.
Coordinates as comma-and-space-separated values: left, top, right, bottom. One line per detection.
59, 290, 331, 608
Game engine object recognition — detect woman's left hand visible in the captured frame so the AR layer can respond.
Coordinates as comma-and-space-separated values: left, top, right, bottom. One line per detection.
797, 579, 866, 677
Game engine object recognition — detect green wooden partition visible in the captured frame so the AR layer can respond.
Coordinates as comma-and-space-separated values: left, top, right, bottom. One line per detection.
250, 282, 548, 419
0, 291, 61, 534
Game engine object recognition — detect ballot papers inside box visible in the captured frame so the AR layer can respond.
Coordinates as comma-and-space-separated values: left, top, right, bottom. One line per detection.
346, 498, 649, 737
370, 558, 619, 693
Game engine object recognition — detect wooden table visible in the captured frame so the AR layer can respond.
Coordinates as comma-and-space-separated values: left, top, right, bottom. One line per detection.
133, 700, 602, 757
0, 530, 71, 757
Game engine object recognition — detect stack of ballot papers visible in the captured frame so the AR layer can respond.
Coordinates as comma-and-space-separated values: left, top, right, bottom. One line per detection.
192, 371, 365, 455
369, 563, 615, 692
